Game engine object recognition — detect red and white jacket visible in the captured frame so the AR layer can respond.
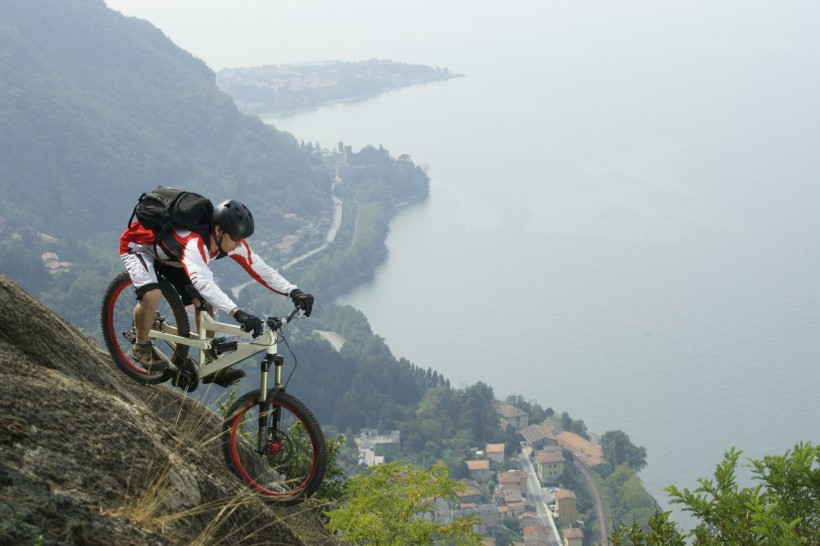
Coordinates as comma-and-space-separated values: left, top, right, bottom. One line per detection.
120, 222, 296, 314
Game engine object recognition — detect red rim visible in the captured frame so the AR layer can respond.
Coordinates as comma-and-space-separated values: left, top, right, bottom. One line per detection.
228, 399, 319, 498
106, 278, 150, 376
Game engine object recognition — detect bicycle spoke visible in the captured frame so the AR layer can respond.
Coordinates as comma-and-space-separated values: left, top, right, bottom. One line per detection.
101, 272, 189, 384
223, 390, 326, 504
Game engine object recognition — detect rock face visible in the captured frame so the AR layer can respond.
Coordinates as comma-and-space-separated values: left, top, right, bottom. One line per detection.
0, 274, 335, 545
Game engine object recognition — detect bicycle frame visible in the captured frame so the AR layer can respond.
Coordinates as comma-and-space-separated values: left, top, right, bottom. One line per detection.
148, 304, 294, 392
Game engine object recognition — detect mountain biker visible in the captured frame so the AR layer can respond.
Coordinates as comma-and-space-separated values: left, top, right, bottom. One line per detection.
119, 198, 314, 386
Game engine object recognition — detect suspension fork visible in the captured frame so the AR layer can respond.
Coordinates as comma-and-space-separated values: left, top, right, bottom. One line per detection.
256, 354, 285, 451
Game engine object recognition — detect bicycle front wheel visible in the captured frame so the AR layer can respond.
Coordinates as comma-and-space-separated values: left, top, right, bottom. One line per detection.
222, 389, 327, 505
100, 271, 190, 384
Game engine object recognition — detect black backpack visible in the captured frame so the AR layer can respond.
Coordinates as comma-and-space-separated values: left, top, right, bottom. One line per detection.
128, 186, 214, 242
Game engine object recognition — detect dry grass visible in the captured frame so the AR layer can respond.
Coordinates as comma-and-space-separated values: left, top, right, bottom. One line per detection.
109, 377, 336, 545
114, 387, 297, 545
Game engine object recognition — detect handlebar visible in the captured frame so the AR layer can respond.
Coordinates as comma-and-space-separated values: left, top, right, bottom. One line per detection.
266, 307, 303, 332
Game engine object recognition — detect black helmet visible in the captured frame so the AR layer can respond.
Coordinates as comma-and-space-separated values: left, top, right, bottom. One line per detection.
213, 199, 254, 238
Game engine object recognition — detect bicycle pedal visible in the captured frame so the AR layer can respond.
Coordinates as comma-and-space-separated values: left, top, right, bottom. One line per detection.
122, 329, 137, 344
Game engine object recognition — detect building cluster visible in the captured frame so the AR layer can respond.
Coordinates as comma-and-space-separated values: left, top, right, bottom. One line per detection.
354, 428, 401, 467
457, 440, 583, 546
272, 212, 330, 255
41, 251, 71, 274
355, 402, 605, 545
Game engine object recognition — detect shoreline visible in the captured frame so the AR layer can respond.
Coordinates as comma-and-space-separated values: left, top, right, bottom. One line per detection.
233, 74, 465, 119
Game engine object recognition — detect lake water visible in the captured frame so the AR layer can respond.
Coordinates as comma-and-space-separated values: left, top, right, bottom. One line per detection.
265, 31, 820, 527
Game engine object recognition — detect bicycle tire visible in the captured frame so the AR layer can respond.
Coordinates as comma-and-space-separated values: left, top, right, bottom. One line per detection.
100, 271, 190, 384
222, 389, 327, 504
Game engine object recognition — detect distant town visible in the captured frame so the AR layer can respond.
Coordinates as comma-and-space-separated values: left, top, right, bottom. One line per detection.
216, 58, 463, 115
354, 401, 606, 546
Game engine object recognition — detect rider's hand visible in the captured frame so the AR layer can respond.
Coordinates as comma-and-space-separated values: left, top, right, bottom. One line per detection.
233, 310, 264, 338
290, 289, 314, 317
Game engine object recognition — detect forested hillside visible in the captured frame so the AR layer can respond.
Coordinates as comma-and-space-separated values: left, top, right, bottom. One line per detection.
0, 0, 328, 239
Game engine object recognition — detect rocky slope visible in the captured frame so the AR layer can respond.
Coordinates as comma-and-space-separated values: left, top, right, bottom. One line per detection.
0, 273, 337, 545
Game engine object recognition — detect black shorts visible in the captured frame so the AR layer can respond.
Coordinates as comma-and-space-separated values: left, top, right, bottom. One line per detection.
155, 262, 198, 305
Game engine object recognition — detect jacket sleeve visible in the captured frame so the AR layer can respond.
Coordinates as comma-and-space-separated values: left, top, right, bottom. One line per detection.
178, 236, 239, 314
228, 242, 297, 297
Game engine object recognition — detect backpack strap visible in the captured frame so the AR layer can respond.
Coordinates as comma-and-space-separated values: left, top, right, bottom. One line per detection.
127, 192, 148, 229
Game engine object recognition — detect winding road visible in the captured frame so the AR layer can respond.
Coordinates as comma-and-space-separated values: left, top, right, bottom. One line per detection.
282, 172, 344, 271
520, 445, 561, 545
520, 444, 610, 545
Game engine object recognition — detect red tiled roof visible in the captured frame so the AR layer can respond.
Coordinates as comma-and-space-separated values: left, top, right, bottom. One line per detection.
555, 489, 576, 501
563, 528, 584, 539
535, 451, 566, 464
557, 431, 606, 466
466, 459, 490, 470
498, 470, 528, 484
496, 402, 527, 418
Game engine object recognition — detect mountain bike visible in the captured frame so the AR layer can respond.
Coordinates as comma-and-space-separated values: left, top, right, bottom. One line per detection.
100, 271, 327, 505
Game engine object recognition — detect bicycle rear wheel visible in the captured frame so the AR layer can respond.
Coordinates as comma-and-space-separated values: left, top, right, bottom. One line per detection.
222, 389, 327, 505
100, 271, 190, 384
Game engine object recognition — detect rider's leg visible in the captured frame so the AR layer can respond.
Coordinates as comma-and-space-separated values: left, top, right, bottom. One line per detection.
190, 298, 215, 338
131, 287, 168, 370
134, 288, 161, 343
120, 251, 167, 371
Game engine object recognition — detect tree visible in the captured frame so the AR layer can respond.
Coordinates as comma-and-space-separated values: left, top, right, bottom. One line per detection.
570, 418, 590, 440
752, 442, 820, 541
325, 461, 482, 545
458, 382, 498, 443
610, 511, 686, 546
503, 422, 521, 458
561, 411, 573, 431
601, 430, 647, 472
609, 443, 820, 545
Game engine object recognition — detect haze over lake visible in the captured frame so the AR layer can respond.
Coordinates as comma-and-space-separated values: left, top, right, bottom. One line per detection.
108, 0, 820, 526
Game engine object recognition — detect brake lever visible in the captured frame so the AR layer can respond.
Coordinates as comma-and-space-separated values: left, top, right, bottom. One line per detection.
266, 308, 303, 332
266, 316, 284, 331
